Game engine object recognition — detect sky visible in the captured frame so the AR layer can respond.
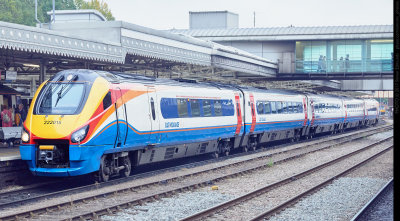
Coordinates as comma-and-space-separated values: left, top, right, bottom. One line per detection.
101, 0, 393, 30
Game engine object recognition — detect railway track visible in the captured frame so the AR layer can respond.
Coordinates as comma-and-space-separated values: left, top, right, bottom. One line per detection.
0, 123, 391, 210
350, 178, 393, 221
180, 137, 392, 220
0, 124, 392, 221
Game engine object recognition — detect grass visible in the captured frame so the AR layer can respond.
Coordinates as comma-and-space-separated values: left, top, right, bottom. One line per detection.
266, 159, 274, 167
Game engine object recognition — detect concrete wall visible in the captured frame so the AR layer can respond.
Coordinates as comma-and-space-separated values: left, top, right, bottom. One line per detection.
190, 11, 238, 29
340, 79, 393, 91
216, 40, 295, 72
52, 13, 104, 23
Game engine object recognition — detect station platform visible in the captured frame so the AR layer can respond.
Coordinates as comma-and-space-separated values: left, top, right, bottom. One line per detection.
0, 144, 21, 162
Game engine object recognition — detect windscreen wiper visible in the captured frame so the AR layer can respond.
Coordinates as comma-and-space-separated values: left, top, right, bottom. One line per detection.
54, 75, 77, 107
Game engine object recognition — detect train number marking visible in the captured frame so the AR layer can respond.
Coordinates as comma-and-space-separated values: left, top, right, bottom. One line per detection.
44, 120, 61, 125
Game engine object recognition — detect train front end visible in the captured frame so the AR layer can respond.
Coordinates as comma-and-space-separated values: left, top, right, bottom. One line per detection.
20, 69, 111, 177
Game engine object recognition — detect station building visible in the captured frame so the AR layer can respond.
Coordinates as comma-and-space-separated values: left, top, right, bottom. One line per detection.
172, 11, 393, 75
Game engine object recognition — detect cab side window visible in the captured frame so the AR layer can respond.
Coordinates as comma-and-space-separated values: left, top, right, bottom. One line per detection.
103, 92, 112, 110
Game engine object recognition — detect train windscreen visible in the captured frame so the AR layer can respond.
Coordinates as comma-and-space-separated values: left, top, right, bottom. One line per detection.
36, 82, 86, 115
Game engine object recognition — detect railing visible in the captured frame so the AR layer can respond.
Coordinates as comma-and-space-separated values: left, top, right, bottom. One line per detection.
295, 59, 393, 73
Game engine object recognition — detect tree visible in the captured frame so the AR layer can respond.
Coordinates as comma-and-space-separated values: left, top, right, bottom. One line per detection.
38, 0, 77, 23
0, 0, 36, 26
75, 0, 114, 21
0, 0, 114, 26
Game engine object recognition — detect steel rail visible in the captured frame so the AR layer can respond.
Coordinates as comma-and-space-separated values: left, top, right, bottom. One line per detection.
249, 145, 393, 221
350, 177, 393, 221
0, 124, 391, 211
58, 136, 393, 220
180, 137, 393, 221
0, 123, 390, 203
0, 125, 392, 220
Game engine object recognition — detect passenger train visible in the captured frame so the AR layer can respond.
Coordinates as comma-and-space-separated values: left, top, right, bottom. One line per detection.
19, 69, 379, 181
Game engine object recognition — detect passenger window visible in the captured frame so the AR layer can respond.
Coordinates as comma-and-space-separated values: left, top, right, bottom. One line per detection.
298, 102, 303, 113
150, 97, 156, 120
271, 102, 277, 114
257, 101, 264, 114
214, 100, 222, 116
203, 100, 212, 117
190, 99, 201, 117
102, 92, 112, 110
287, 102, 292, 114
177, 98, 188, 118
277, 102, 282, 114
265, 102, 271, 114
293, 102, 298, 113
221, 99, 235, 116
282, 102, 287, 114
160, 98, 178, 119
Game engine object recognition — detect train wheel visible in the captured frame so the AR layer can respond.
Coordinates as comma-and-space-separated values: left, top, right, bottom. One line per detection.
120, 157, 131, 178
212, 151, 219, 159
99, 155, 110, 182
250, 143, 257, 151
223, 142, 231, 156
242, 145, 249, 153
224, 150, 230, 156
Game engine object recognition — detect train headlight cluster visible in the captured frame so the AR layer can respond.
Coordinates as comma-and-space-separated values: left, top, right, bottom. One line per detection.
71, 125, 89, 143
21, 128, 30, 143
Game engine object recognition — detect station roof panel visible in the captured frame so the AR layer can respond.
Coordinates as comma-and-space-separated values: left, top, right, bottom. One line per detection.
170, 25, 393, 41
0, 19, 277, 77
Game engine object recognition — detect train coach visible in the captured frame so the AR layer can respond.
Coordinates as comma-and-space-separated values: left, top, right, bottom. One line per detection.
307, 94, 346, 137
19, 69, 379, 181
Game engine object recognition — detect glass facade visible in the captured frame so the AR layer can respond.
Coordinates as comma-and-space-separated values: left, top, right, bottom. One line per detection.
295, 39, 393, 73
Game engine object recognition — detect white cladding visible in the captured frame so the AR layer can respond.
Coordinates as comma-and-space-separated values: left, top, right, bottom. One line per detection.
47, 10, 107, 23
190, 11, 239, 29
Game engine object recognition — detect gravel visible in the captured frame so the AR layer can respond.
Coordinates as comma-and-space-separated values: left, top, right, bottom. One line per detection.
101, 191, 235, 221
268, 177, 389, 221
356, 183, 393, 221
99, 130, 393, 221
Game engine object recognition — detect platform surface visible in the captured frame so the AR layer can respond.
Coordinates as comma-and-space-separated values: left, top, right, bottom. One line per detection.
0, 144, 21, 161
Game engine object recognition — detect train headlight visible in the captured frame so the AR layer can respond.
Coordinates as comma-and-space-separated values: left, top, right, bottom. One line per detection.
21, 128, 30, 143
71, 125, 89, 143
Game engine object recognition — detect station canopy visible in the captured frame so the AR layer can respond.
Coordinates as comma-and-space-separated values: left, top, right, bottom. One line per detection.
0, 10, 278, 96
1, 10, 374, 96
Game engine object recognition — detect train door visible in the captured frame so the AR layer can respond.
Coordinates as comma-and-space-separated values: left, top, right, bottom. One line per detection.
249, 93, 256, 133
303, 97, 308, 126
310, 99, 315, 126
114, 87, 128, 147
147, 86, 160, 144
234, 93, 242, 135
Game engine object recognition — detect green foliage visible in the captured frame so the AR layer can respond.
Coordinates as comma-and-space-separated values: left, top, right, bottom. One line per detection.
75, 0, 115, 21
267, 159, 274, 167
0, 0, 114, 27
0, 0, 36, 26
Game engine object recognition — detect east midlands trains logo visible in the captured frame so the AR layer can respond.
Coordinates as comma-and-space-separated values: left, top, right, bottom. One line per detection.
165, 122, 179, 128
